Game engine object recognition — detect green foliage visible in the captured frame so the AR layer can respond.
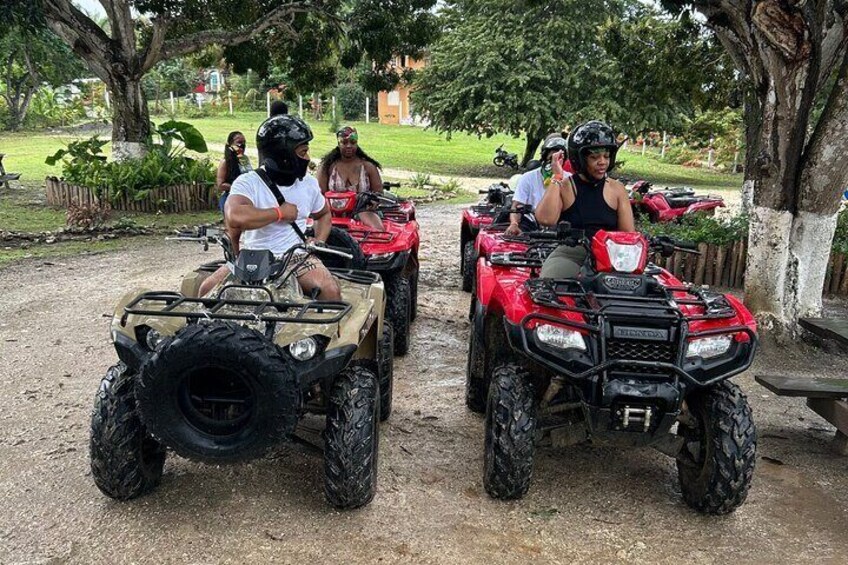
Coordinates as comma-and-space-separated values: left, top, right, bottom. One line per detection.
640, 212, 749, 246
413, 0, 739, 160
408, 172, 433, 190
833, 206, 848, 254
333, 82, 366, 120
153, 120, 208, 154
438, 178, 463, 194
142, 58, 198, 98
45, 128, 214, 202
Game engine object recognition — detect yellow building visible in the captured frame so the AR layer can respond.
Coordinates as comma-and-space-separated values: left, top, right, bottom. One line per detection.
377, 55, 427, 125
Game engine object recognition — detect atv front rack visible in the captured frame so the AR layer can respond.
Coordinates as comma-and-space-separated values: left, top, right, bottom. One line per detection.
524, 278, 738, 322
509, 278, 757, 387
121, 289, 351, 327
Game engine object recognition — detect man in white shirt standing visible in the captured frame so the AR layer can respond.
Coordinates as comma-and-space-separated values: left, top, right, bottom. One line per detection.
199, 115, 341, 300
505, 133, 571, 235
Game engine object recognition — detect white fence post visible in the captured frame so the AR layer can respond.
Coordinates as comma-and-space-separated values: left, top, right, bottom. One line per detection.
169, 91, 175, 113
641, 138, 647, 157
332, 96, 336, 120
660, 131, 667, 159
365, 97, 370, 123
196, 95, 202, 109
228, 91, 233, 115
298, 95, 303, 118
104, 90, 110, 110
266, 91, 271, 117
707, 136, 715, 168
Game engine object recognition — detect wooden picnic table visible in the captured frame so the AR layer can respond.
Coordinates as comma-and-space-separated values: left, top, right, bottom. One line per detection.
799, 317, 848, 346
756, 373, 848, 455
0, 153, 22, 189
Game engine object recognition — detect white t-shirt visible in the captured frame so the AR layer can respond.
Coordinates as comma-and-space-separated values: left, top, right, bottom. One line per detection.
513, 168, 572, 209
514, 169, 545, 209
229, 170, 326, 255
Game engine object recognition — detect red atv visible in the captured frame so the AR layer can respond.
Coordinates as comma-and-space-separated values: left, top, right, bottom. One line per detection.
324, 183, 420, 355
462, 205, 540, 294
468, 223, 758, 514
630, 180, 725, 222
460, 182, 514, 291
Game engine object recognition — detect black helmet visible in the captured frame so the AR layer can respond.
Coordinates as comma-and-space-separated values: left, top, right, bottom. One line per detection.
567, 120, 618, 176
540, 133, 567, 163
256, 115, 314, 185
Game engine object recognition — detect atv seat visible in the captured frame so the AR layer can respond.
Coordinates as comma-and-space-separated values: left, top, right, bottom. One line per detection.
664, 195, 699, 209
756, 373, 848, 455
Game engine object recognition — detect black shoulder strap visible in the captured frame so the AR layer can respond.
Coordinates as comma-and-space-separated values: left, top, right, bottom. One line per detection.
255, 169, 307, 242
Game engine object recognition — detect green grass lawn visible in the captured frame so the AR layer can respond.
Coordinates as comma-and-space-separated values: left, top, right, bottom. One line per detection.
1, 112, 743, 192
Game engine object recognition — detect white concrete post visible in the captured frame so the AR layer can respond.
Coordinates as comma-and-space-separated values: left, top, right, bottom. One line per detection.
196, 95, 202, 109
104, 90, 110, 110
708, 136, 715, 168
169, 91, 175, 113
332, 96, 336, 120
660, 131, 667, 159
298, 95, 303, 117
641, 138, 647, 157
365, 97, 370, 123
228, 91, 233, 115
266, 91, 271, 117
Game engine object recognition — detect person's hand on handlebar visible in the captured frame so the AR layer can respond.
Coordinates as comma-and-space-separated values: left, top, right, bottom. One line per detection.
505, 222, 521, 236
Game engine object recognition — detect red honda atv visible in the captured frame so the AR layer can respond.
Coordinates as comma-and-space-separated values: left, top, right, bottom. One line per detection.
630, 180, 725, 222
324, 183, 420, 355
460, 183, 514, 291
462, 205, 539, 294
468, 223, 758, 514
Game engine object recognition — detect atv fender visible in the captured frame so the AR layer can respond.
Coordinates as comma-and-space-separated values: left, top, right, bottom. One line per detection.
475, 260, 498, 308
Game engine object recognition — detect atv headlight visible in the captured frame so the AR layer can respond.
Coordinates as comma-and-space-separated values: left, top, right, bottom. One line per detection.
289, 337, 318, 361
535, 324, 586, 351
145, 328, 163, 350
686, 334, 732, 360
369, 252, 395, 262
329, 198, 350, 210
605, 240, 645, 273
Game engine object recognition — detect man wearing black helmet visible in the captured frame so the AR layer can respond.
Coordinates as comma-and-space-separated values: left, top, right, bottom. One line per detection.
535, 120, 635, 278
198, 115, 341, 300
505, 133, 571, 235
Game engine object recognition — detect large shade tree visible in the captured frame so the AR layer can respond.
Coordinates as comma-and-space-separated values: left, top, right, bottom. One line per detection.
412, 0, 736, 164
663, 0, 848, 332
9, 0, 435, 159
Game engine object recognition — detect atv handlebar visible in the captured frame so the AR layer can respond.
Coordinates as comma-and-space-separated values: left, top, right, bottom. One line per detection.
382, 181, 401, 190
306, 242, 354, 260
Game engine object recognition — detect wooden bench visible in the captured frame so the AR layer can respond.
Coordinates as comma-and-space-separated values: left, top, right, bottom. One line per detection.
756, 374, 848, 455
0, 153, 22, 189
799, 317, 848, 346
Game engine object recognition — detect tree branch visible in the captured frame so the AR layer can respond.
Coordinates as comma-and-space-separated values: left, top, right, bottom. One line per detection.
99, 0, 136, 61
157, 1, 318, 63
139, 17, 170, 74
42, 0, 114, 81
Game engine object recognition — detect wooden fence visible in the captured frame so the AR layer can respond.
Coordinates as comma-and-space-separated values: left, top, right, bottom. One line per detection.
654, 240, 848, 296
45, 177, 217, 213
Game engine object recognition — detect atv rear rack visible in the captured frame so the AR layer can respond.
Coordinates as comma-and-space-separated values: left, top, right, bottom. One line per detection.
346, 228, 396, 244
121, 289, 351, 327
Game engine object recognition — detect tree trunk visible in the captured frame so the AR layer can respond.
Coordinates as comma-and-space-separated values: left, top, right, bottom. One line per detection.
110, 75, 150, 160
521, 133, 543, 168
692, 0, 848, 335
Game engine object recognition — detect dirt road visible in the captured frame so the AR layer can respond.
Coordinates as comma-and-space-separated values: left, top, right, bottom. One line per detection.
1, 202, 846, 564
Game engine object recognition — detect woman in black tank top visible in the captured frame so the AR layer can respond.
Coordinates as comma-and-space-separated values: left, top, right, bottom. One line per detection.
534, 120, 635, 278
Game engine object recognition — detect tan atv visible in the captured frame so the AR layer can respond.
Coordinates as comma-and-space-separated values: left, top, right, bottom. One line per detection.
90, 227, 393, 509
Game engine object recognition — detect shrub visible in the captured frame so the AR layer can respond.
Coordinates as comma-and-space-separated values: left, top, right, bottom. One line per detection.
833, 205, 848, 253
333, 82, 367, 121
640, 212, 749, 246
46, 121, 215, 203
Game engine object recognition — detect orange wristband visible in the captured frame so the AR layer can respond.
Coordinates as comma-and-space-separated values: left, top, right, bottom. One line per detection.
275, 206, 283, 221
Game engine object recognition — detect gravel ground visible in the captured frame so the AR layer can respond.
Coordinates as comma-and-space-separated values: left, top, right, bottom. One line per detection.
1, 201, 847, 565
